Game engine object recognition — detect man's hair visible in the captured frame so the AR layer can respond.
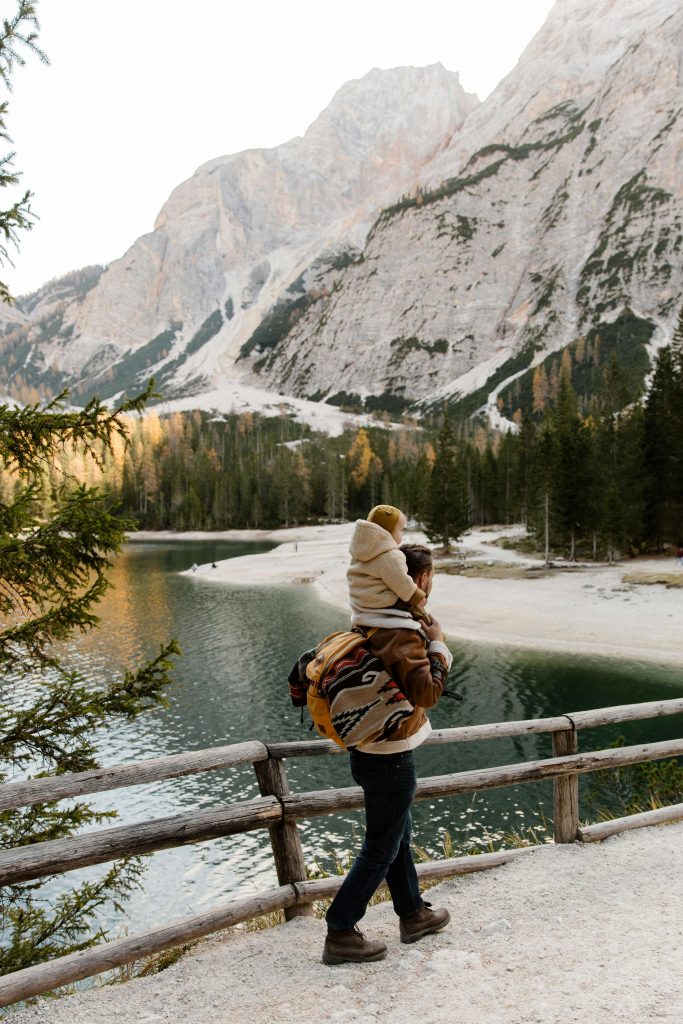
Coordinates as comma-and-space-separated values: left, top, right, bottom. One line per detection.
400, 543, 433, 579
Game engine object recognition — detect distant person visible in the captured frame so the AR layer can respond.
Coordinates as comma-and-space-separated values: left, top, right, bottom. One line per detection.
323, 542, 451, 965
676, 546, 683, 567
346, 505, 429, 628
191, 563, 198, 572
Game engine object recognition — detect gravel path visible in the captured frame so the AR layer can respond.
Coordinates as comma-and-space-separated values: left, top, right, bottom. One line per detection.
10, 822, 683, 1024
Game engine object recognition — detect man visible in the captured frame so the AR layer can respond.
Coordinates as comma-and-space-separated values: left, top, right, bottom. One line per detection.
323, 543, 451, 964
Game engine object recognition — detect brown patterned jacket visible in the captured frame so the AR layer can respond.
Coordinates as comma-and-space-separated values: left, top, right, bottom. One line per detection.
354, 626, 450, 753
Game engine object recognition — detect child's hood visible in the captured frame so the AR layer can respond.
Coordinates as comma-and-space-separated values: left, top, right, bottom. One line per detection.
349, 519, 397, 562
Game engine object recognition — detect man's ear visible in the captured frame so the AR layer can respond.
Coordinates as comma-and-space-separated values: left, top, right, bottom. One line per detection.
416, 570, 429, 594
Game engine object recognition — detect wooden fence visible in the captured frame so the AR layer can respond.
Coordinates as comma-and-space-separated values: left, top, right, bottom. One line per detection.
0, 696, 682, 1006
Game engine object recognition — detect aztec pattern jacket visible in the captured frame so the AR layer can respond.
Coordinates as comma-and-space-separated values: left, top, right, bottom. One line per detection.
354, 625, 452, 754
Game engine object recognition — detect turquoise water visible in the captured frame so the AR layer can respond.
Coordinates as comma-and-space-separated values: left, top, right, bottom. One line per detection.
45, 540, 683, 935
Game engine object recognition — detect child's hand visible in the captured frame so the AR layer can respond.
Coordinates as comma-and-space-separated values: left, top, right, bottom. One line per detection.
422, 615, 445, 643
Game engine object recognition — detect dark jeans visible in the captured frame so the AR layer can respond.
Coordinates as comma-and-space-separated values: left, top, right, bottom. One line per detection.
326, 748, 423, 931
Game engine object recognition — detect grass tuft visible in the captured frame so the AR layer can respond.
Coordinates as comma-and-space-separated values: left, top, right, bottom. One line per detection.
621, 571, 683, 588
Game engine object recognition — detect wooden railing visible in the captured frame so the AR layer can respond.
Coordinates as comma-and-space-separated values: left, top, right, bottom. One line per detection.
0, 696, 682, 1005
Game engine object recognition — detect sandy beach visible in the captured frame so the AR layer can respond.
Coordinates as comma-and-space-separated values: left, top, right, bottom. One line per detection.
176, 523, 683, 668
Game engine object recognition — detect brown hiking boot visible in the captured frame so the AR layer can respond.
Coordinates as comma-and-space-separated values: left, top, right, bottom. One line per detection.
399, 901, 450, 944
322, 926, 388, 965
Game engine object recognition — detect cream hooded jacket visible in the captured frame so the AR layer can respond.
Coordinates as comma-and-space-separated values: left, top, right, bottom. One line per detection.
346, 519, 424, 613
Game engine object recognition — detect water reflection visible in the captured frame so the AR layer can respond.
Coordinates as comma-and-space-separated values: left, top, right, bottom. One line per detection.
34, 540, 683, 936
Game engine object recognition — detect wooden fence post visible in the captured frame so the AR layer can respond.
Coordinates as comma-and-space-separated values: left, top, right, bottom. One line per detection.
254, 753, 315, 920
552, 723, 579, 843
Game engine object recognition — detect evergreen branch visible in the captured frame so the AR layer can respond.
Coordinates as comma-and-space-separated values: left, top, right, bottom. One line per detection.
98, 639, 180, 720
0, 10, 171, 973
0, 640, 179, 771
0, 2, 48, 90
0, 2, 46, 304
0, 574, 33, 618
0, 803, 117, 851
0, 381, 158, 475
0, 575, 110, 672
0, 858, 145, 974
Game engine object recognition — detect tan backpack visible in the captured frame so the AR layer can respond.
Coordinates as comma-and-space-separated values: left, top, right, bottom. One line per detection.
303, 629, 414, 749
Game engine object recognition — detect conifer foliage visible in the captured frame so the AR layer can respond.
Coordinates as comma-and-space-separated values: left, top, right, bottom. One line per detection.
0, 2, 47, 304
642, 315, 683, 550
0, 388, 179, 974
0, 5, 179, 973
422, 416, 470, 550
21, 338, 679, 562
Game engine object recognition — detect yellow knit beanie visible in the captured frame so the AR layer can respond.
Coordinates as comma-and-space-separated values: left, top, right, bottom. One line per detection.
367, 504, 402, 534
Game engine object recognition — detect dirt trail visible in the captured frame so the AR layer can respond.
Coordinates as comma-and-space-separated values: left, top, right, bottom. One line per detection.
11, 822, 683, 1024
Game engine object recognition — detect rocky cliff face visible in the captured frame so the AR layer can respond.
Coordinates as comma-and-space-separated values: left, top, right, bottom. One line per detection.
246, 0, 683, 421
1, 64, 477, 407
4, 0, 683, 424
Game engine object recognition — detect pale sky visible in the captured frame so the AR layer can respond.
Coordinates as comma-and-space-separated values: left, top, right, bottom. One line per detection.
4, 0, 555, 297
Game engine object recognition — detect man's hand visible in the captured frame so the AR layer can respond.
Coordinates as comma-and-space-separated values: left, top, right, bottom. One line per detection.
422, 615, 445, 643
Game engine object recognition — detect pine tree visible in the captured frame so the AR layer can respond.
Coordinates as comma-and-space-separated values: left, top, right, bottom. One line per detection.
422, 416, 470, 550
0, 2, 47, 303
601, 483, 624, 563
0, 8, 180, 970
0, 389, 179, 973
513, 414, 537, 526
642, 345, 680, 550
672, 305, 683, 354
411, 450, 433, 527
589, 357, 645, 559
549, 374, 592, 559
671, 307, 683, 544
529, 421, 558, 565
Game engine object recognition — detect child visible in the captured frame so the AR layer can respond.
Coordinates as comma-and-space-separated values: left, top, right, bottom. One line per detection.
347, 504, 427, 626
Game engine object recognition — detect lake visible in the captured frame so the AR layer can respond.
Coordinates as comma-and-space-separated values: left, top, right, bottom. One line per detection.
49, 539, 683, 937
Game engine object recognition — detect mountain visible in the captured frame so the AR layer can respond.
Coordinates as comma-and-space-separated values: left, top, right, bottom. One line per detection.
4, 0, 683, 426
244, 0, 683, 422
0, 64, 477, 412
